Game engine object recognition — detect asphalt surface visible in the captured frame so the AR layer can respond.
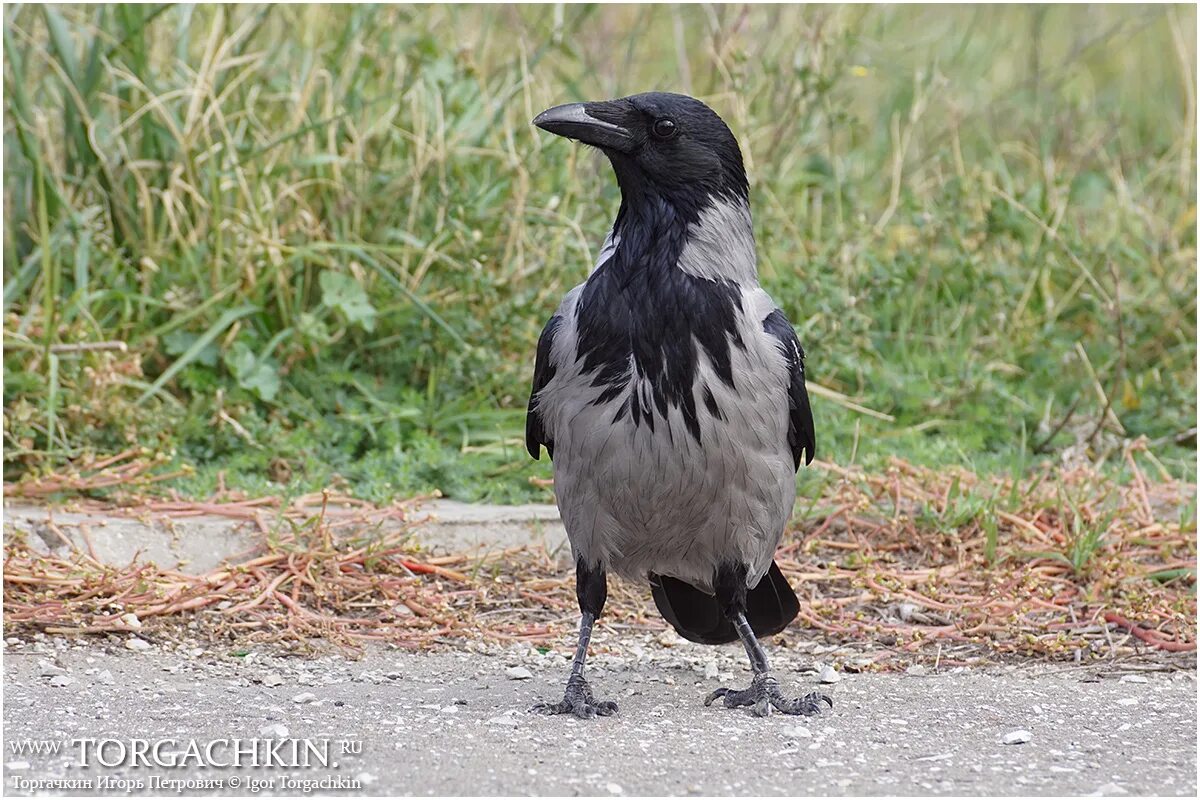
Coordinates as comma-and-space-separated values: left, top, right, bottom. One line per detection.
2, 635, 1195, 796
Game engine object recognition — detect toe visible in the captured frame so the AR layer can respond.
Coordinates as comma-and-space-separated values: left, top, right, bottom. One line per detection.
535, 677, 616, 721
595, 700, 619, 716
723, 692, 748, 709
771, 691, 832, 716
705, 685, 760, 709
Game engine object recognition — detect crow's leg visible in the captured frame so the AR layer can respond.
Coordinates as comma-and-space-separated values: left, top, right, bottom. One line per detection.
704, 612, 831, 717
532, 560, 618, 719
704, 565, 832, 718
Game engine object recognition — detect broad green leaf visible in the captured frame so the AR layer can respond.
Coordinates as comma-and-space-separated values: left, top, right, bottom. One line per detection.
163, 329, 218, 367
224, 342, 280, 402
319, 271, 377, 332
136, 305, 258, 406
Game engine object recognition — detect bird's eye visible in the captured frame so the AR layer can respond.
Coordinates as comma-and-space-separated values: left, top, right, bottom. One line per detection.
651, 118, 677, 139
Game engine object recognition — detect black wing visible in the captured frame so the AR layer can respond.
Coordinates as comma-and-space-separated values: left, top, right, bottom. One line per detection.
763, 309, 815, 470
525, 315, 563, 460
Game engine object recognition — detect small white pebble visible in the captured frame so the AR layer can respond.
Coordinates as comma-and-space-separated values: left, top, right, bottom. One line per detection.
783, 724, 813, 739
817, 665, 841, 684
506, 666, 533, 681
38, 660, 67, 677
657, 630, 683, 648
292, 692, 317, 704
1116, 698, 1138, 707
1090, 782, 1129, 796
124, 638, 151, 652
120, 612, 142, 629
259, 723, 289, 738
1119, 675, 1148, 684
487, 715, 519, 727
1002, 730, 1032, 745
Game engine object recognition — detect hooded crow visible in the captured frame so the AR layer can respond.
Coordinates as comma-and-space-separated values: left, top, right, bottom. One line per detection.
528, 92, 829, 719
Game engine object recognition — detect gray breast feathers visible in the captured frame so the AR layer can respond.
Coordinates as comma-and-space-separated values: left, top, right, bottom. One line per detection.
533, 285, 799, 592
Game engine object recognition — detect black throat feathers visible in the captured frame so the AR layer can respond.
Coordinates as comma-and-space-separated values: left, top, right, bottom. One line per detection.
573, 196, 747, 442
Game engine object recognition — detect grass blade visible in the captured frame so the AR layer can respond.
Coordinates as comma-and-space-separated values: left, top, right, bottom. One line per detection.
135, 305, 259, 406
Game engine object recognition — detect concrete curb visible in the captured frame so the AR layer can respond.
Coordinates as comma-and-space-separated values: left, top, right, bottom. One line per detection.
2, 500, 569, 574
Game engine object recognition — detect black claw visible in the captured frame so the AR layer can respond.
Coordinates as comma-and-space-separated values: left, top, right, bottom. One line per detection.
532, 675, 618, 720
704, 673, 831, 717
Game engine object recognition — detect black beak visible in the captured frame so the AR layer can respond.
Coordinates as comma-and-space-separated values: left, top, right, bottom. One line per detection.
533, 101, 634, 152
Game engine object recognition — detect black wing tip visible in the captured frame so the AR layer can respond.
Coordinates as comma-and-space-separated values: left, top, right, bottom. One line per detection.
525, 415, 540, 460
800, 415, 816, 466
794, 429, 815, 469
526, 315, 564, 463
764, 309, 817, 471
525, 427, 552, 460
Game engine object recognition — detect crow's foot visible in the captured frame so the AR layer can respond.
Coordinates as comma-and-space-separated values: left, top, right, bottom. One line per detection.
704, 673, 832, 718
532, 674, 618, 720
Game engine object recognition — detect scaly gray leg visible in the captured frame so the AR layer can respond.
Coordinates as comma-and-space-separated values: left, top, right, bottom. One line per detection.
533, 561, 618, 720
704, 611, 832, 717
705, 564, 831, 718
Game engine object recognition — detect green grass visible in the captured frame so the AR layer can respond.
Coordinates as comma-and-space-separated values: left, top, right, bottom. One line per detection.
3, 4, 1196, 504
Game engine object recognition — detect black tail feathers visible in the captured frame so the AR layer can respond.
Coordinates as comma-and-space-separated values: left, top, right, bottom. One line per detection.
649, 561, 800, 645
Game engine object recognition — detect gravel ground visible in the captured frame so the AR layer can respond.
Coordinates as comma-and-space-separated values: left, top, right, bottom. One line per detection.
2, 633, 1195, 797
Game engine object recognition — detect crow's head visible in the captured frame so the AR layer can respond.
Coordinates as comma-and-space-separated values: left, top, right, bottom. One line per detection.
534, 92, 748, 216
